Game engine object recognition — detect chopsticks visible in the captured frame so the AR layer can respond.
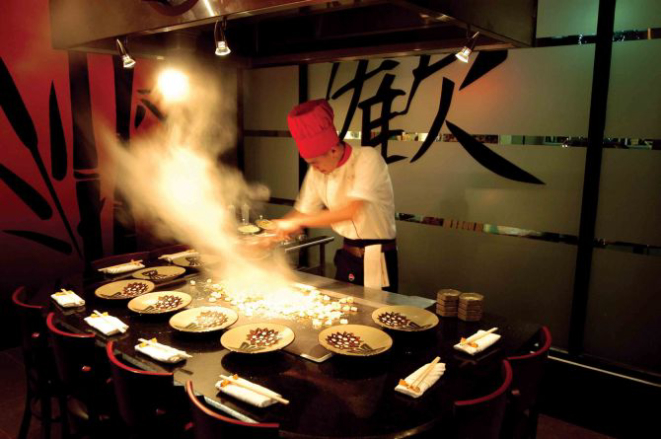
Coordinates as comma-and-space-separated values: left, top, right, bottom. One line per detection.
405, 356, 441, 392
93, 310, 127, 333
460, 327, 498, 347
219, 374, 290, 405
138, 338, 193, 358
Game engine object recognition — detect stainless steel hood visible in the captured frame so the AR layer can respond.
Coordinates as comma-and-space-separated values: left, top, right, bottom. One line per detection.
50, 0, 537, 67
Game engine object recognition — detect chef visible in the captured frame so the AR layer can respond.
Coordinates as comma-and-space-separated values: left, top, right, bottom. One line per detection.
275, 99, 398, 292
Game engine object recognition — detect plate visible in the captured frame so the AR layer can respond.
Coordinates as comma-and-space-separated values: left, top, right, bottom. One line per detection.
255, 218, 276, 231
372, 305, 439, 332
172, 254, 221, 268
237, 224, 261, 235
128, 291, 192, 314
169, 306, 238, 333
220, 323, 295, 354
319, 324, 392, 356
95, 279, 155, 300
132, 266, 186, 282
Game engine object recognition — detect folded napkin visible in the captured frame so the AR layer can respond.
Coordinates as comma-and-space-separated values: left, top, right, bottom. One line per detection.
158, 249, 198, 262
395, 361, 446, 398
453, 330, 501, 356
135, 339, 191, 363
51, 290, 85, 308
84, 313, 128, 335
215, 376, 281, 408
98, 260, 145, 274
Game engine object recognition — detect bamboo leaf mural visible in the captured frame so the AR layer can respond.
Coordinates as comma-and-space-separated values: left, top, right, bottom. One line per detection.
49, 82, 67, 181
1, 56, 82, 257
0, 58, 38, 153
0, 164, 53, 219
3, 230, 73, 255
134, 104, 146, 129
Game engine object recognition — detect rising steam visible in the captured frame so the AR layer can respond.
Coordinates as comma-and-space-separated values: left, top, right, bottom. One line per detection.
102, 62, 295, 292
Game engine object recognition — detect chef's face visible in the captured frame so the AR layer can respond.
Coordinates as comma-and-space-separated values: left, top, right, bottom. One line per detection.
305, 143, 343, 174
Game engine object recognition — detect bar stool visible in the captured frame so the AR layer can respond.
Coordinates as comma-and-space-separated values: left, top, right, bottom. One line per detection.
504, 326, 552, 439
105, 341, 190, 438
453, 359, 513, 439
46, 312, 117, 437
185, 380, 279, 439
90, 251, 150, 271
12, 287, 65, 439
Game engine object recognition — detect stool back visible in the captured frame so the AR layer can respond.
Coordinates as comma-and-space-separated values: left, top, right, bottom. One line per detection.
454, 360, 513, 439
185, 380, 279, 439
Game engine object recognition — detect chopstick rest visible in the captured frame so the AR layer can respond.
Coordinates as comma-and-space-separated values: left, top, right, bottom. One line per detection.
135, 338, 192, 363
51, 289, 85, 308
84, 311, 128, 335
98, 260, 145, 274
215, 374, 288, 407
395, 357, 446, 398
454, 328, 501, 356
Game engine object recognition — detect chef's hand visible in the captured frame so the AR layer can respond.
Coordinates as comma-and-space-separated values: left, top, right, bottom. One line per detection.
273, 219, 303, 241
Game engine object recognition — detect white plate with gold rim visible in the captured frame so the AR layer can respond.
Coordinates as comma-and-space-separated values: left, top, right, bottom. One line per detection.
319, 324, 392, 357
132, 266, 186, 282
95, 279, 155, 300
172, 254, 222, 268
169, 306, 238, 333
372, 305, 439, 332
220, 323, 295, 354
128, 291, 192, 314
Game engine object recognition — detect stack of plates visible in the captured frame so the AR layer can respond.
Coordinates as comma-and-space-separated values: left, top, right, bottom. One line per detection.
458, 293, 484, 322
436, 289, 461, 317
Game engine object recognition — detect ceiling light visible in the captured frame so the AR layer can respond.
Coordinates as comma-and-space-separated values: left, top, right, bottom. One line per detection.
156, 68, 190, 103
214, 17, 231, 56
116, 38, 136, 69
455, 31, 480, 63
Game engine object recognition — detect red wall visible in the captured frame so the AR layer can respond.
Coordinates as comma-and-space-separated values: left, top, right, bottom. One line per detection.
0, 0, 160, 347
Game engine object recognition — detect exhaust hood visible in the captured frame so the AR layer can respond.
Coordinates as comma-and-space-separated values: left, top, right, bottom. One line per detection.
50, 0, 537, 67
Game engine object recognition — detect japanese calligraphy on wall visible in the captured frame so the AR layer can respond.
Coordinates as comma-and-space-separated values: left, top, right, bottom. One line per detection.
324, 51, 544, 184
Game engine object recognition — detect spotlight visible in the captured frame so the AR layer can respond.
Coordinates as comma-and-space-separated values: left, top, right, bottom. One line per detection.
116, 38, 136, 69
455, 31, 480, 63
214, 17, 231, 56
156, 68, 190, 103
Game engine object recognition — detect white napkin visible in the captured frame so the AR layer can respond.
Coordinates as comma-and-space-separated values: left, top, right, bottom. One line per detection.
395, 362, 446, 398
215, 377, 281, 408
135, 340, 191, 363
453, 330, 502, 356
98, 260, 145, 274
364, 244, 390, 289
84, 313, 128, 335
51, 290, 85, 308
158, 249, 198, 262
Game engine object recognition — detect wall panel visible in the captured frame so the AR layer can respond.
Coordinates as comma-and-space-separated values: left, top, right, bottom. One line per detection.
244, 66, 297, 130
605, 39, 661, 139
396, 220, 575, 348
243, 137, 299, 200
354, 140, 586, 235
584, 249, 661, 371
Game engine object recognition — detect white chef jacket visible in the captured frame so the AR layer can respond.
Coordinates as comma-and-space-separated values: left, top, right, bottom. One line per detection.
294, 143, 396, 240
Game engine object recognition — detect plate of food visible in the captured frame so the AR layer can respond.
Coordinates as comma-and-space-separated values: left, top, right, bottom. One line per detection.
95, 279, 155, 300
173, 254, 222, 268
372, 305, 439, 332
237, 224, 261, 235
255, 218, 276, 231
319, 324, 392, 357
128, 291, 192, 314
220, 323, 295, 354
132, 266, 186, 282
169, 306, 238, 333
